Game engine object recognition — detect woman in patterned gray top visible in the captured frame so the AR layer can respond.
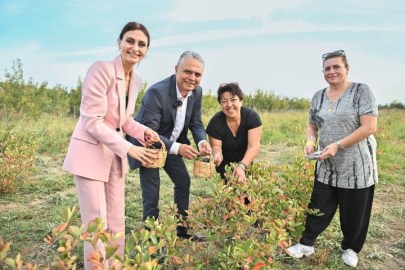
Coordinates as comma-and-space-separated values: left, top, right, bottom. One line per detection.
287, 50, 378, 268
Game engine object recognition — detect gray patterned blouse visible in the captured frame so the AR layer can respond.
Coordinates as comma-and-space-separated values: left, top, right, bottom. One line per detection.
309, 83, 378, 189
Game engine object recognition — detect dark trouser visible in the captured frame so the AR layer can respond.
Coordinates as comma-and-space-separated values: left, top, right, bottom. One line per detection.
139, 154, 190, 222
217, 159, 250, 206
300, 180, 375, 253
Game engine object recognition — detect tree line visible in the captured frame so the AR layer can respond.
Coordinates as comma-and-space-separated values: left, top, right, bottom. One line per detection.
0, 59, 403, 119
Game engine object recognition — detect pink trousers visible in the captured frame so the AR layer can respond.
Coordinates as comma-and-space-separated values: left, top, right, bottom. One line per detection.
74, 155, 125, 269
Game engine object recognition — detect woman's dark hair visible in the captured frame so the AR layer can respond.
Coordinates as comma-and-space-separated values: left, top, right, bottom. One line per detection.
217, 83, 243, 103
119, 22, 150, 47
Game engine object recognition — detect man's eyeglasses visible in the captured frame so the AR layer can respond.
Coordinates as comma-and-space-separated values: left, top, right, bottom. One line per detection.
322, 50, 345, 60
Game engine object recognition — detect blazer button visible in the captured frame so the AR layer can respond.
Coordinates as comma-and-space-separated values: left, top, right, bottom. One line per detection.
116, 128, 121, 132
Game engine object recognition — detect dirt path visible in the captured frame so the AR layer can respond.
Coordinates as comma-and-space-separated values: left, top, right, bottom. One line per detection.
0, 187, 76, 213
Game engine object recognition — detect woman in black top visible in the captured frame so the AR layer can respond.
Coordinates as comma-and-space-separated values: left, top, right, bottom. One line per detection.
206, 83, 262, 182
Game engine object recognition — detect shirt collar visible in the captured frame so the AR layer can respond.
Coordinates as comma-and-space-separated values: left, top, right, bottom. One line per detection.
176, 84, 192, 100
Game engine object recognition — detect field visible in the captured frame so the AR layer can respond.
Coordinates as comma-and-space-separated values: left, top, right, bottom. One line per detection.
0, 110, 404, 269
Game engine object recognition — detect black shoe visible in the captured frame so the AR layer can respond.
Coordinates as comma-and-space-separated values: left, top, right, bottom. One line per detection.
177, 232, 206, 242
253, 219, 263, 228
151, 247, 167, 264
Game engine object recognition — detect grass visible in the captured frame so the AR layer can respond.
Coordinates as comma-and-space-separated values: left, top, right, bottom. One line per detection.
1, 109, 404, 269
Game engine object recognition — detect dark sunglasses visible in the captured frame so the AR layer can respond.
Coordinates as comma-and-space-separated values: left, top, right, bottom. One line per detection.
322, 50, 346, 60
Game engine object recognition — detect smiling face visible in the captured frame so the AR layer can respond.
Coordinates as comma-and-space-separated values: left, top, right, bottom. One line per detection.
175, 57, 204, 96
118, 30, 149, 67
220, 91, 243, 119
323, 56, 349, 86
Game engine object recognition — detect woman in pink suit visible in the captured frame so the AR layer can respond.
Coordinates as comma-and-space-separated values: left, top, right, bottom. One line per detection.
63, 22, 159, 269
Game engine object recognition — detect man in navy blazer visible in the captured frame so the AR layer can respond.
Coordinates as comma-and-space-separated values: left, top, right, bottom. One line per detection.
127, 51, 211, 239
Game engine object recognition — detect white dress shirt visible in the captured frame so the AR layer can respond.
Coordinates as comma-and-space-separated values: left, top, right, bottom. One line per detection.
169, 85, 206, 155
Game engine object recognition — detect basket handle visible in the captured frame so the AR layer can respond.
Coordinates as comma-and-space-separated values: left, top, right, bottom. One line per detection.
196, 153, 214, 161
148, 138, 166, 151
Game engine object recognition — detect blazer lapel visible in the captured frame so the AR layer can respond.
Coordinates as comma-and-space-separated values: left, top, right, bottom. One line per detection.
184, 91, 194, 130
114, 56, 126, 126
125, 74, 140, 120
170, 75, 177, 124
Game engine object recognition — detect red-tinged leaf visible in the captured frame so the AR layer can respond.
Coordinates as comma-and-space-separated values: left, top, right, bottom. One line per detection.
0, 242, 12, 259
148, 246, 157, 255
88, 258, 103, 267
245, 257, 254, 263
171, 255, 183, 264
81, 231, 89, 240
55, 222, 68, 233
253, 262, 266, 270
89, 251, 101, 261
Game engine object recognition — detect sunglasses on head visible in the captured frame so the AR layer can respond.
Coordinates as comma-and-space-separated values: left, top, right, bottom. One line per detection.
322, 50, 345, 60
219, 82, 239, 88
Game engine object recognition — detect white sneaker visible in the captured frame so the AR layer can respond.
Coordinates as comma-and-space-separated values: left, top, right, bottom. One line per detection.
286, 243, 315, 258
342, 249, 358, 267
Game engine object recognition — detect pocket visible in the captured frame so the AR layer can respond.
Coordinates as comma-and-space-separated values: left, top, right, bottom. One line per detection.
72, 130, 99, 145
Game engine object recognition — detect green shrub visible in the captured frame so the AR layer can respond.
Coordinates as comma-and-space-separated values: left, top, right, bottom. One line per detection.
0, 127, 41, 193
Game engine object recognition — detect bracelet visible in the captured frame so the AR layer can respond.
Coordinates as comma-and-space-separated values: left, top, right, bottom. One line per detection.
213, 152, 223, 158
336, 140, 344, 149
305, 141, 317, 148
237, 162, 247, 171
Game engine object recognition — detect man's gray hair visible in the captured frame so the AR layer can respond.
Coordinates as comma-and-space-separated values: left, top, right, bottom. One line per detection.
176, 50, 205, 69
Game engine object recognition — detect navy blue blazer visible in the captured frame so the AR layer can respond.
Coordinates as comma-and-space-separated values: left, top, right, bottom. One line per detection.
126, 75, 207, 170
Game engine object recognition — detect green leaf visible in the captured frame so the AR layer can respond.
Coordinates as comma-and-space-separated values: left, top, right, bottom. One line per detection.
0, 242, 12, 259
68, 226, 81, 237
143, 250, 150, 262
105, 244, 119, 260
63, 207, 70, 222
155, 239, 166, 250
95, 217, 104, 227
125, 238, 135, 254
69, 205, 79, 222
242, 239, 253, 252
113, 231, 124, 241
131, 230, 140, 244
150, 235, 158, 245
4, 257, 16, 267
87, 220, 98, 234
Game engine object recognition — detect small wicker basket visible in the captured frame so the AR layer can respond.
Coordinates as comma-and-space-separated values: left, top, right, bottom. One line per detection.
147, 139, 167, 169
193, 154, 215, 178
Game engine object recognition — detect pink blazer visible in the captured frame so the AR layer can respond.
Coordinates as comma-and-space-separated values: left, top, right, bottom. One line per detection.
63, 55, 147, 182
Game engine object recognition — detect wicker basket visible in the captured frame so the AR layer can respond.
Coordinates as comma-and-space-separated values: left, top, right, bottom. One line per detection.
147, 139, 167, 169
193, 154, 215, 178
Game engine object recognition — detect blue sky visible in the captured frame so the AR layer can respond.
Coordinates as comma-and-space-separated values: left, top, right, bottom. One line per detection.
1, 0, 404, 104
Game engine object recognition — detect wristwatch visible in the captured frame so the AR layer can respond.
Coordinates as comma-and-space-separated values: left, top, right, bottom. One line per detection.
237, 162, 247, 171
336, 140, 344, 149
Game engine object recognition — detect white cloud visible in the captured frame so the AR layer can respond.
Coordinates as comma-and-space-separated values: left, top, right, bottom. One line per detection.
167, 0, 306, 22
48, 46, 117, 57
153, 20, 405, 47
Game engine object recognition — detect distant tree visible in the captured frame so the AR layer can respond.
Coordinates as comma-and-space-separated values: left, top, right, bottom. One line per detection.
69, 76, 82, 115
